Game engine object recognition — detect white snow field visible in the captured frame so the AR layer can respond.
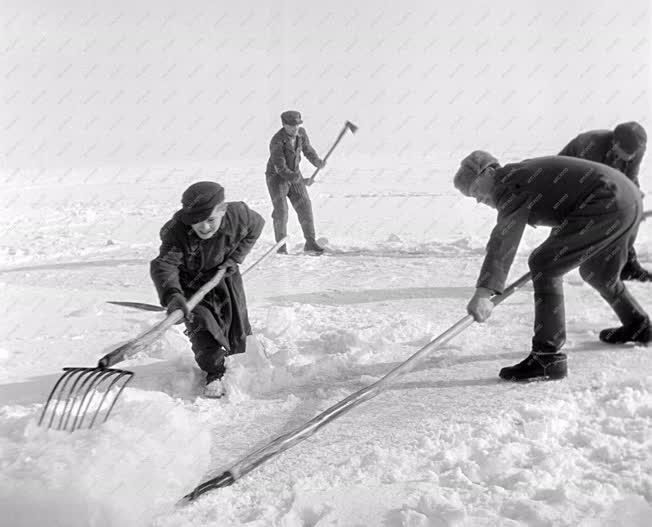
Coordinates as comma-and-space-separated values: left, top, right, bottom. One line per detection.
1, 163, 651, 527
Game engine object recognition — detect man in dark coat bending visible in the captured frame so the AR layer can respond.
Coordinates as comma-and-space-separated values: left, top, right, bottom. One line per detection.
150, 181, 265, 397
265, 110, 326, 254
559, 122, 650, 281
455, 151, 650, 382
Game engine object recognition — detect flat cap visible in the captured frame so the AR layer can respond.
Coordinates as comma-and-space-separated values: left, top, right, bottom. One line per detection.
180, 181, 225, 225
281, 110, 303, 125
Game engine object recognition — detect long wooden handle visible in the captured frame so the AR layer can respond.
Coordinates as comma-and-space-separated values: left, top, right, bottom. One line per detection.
98, 238, 287, 369
179, 272, 533, 502
97, 269, 227, 368
308, 127, 348, 182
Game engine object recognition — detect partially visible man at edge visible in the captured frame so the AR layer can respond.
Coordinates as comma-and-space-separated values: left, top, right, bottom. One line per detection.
559, 121, 650, 281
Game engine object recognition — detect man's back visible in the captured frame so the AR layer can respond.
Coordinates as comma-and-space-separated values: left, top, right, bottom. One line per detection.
558, 130, 613, 162
495, 155, 637, 227
558, 127, 645, 185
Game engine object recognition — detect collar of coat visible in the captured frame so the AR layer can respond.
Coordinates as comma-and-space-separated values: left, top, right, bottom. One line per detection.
281, 129, 303, 151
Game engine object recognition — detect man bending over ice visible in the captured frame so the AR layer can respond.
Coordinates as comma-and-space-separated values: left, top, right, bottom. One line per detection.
559, 122, 649, 281
455, 151, 649, 381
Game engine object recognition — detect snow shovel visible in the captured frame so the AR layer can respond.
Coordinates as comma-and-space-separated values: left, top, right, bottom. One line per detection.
179, 271, 532, 503
306, 120, 358, 186
39, 238, 286, 432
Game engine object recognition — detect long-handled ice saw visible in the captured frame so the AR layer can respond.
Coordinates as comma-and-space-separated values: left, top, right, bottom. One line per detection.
178, 271, 532, 504
39, 238, 286, 432
306, 120, 358, 186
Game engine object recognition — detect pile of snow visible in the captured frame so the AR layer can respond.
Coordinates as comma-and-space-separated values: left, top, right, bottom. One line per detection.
222, 303, 438, 402
179, 372, 652, 527
0, 393, 211, 527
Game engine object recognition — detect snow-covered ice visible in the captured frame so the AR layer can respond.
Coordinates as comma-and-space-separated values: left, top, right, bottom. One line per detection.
2, 1, 652, 524
1, 162, 651, 527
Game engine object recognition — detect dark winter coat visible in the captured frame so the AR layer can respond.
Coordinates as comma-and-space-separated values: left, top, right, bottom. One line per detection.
478, 156, 641, 293
150, 201, 265, 355
559, 130, 644, 186
265, 127, 322, 183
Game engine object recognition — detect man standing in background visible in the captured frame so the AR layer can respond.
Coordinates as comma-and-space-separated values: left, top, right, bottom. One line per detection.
559, 121, 650, 281
266, 110, 326, 254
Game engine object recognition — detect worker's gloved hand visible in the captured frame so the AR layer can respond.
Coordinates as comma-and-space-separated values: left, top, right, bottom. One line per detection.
303, 177, 314, 187
218, 258, 239, 276
318, 159, 327, 169
166, 293, 193, 323
466, 287, 494, 322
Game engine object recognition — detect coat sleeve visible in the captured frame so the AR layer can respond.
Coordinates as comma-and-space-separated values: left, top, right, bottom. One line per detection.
228, 203, 266, 264
624, 148, 644, 187
558, 135, 581, 157
476, 193, 530, 294
270, 138, 301, 182
300, 129, 323, 168
150, 221, 185, 306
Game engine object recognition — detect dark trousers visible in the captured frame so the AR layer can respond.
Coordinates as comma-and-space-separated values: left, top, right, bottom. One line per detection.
185, 329, 227, 380
625, 246, 644, 270
265, 174, 316, 242
527, 182, 647, 353
625, 176, 644, 270
182, 274, 251, 380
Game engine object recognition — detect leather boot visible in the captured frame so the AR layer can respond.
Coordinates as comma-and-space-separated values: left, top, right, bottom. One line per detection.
599, 288, 650, 344
499, 352, 568, 381
531, 274, 566, 352
620, 260, 652, 282
304, 238, 325, 254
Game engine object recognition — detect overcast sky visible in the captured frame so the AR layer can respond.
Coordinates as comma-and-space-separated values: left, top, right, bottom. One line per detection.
1, 0, 650, 169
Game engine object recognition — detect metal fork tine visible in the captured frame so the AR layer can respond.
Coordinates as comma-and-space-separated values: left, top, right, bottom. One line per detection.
56, 368, 93, 431
75, 369, 130, 430
48, 368, 87, 430
40, 367, 134, 432
39, 367, 78, 427
92, 370, 133, 427
62, 368, 103, 431
69, 369, 116, 431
